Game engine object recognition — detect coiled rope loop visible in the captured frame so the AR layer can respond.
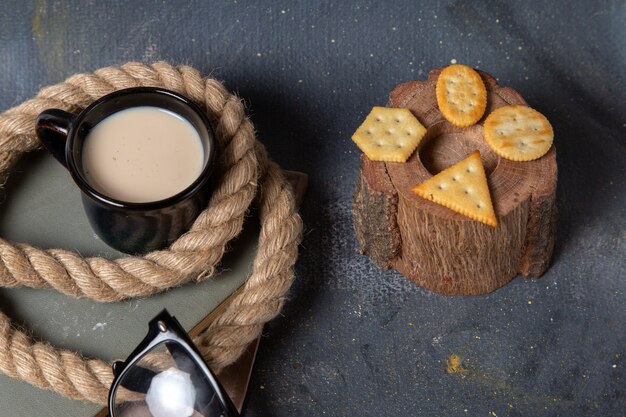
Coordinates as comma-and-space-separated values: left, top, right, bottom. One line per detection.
0, 62, 302, 404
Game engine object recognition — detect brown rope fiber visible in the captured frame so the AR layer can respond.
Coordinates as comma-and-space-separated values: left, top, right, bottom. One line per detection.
0, 62, 303, 404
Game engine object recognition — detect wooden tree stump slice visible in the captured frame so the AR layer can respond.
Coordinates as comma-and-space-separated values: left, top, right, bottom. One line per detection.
352, 68, 557, 295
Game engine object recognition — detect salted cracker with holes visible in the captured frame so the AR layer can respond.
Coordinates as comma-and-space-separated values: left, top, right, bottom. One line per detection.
484, 105, 553, 161
411, 150, 497, 227
436, 64, 487, 127
352, 106, 427, 162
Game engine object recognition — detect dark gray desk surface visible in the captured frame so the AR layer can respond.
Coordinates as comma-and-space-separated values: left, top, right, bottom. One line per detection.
0, 1, 624, 416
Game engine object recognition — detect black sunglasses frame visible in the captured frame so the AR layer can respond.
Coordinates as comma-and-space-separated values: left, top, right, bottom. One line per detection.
108, 309, 240, 417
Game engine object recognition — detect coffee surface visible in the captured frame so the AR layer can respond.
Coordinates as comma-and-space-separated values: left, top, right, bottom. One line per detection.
82, 106, 205, 203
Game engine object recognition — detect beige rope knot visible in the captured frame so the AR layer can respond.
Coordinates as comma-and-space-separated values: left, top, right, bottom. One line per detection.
0, 62, 303, 404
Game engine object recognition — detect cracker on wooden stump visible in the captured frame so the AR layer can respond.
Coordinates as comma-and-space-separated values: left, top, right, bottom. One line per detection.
436, 64, 487, 127
483, 105, 553, 161
411, 150, 497, 227
352, 106, 426, 162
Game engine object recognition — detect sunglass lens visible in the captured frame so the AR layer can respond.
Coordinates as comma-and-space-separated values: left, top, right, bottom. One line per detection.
111, 341, 226, 417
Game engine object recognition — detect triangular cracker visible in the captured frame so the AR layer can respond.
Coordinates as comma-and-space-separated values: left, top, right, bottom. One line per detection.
411, 151, 497, 227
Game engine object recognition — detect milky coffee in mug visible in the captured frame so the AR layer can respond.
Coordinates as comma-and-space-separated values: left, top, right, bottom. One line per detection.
81, 106, 206, 203
36, 87, 216, 254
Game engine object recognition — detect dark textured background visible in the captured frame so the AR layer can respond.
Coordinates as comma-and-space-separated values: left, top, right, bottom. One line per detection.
0, 1, 624, 416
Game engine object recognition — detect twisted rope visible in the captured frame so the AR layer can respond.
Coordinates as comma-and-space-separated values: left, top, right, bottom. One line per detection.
0, 62, 302, 404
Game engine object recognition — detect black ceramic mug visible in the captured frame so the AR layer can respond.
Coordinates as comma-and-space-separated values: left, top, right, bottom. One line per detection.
35, 87, 216, 254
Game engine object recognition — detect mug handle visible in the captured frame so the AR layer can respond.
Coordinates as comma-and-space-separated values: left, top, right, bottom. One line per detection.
35, 109, 77, 168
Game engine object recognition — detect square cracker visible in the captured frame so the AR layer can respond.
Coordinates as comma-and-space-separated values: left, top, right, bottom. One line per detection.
352, 107, 426, 162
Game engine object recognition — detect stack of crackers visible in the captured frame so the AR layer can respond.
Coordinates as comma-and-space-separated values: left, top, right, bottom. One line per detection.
352, 64, 553, 228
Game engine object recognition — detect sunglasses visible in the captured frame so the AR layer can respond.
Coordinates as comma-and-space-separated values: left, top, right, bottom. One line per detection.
108, 310, 240, 417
